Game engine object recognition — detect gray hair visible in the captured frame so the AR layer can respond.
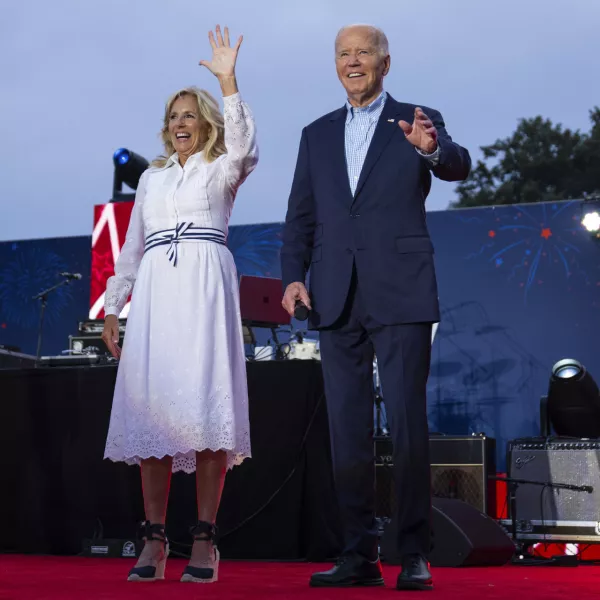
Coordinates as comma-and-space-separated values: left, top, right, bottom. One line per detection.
335, 24, 389, 56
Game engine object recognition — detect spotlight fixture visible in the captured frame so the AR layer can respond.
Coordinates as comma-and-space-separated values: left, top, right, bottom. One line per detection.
581, 194, 600, 239
545, 358, 600, 438
582, 211, 600, 235
111, 148, 149, 202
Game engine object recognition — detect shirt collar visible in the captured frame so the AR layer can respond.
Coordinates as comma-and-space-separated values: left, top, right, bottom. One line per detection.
345, 90, 387, 123
166, 150, 204, 169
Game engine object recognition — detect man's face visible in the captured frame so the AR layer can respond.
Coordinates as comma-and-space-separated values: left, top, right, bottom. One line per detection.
335, 27, 390, 106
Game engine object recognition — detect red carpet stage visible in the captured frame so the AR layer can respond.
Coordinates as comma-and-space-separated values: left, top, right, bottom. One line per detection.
1, 556, 597, 600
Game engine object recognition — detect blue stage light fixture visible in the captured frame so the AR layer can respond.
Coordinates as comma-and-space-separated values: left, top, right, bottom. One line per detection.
113, 148, 131, 166
111, 148, 149, 202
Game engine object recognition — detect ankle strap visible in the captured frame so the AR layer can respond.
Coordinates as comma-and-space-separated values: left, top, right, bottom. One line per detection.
190, 520, 218, 543
139, 521, 166, 542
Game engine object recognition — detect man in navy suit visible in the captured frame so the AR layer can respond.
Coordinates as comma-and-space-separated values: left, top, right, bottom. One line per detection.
281, 24, 470, 590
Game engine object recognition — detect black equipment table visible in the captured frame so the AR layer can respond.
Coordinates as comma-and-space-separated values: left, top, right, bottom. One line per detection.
0, 361, 342, 560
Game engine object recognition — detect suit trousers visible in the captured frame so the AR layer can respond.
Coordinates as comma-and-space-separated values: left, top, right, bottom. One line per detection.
318, 262, 433, 560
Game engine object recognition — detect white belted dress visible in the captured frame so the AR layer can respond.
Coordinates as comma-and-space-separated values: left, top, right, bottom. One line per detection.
103, 92, 257, 473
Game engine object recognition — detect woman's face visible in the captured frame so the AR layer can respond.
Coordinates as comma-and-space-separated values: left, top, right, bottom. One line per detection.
167, 94, 209, 160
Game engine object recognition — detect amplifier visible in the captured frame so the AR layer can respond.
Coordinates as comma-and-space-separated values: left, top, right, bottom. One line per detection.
505, 437, 600, 542
375, 434, 496, 518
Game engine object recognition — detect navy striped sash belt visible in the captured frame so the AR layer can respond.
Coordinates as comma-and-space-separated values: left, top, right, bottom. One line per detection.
144, 222, 226, 266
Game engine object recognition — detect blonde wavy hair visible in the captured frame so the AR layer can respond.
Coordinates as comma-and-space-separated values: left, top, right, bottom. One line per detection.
151, 87, 227, 168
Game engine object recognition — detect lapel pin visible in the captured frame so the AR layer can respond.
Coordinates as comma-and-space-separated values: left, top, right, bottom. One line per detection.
387, 119, 395, 123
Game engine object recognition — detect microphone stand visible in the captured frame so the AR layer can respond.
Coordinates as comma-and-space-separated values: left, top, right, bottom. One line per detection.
489, 475, 592, 566
32, 276, 74, 362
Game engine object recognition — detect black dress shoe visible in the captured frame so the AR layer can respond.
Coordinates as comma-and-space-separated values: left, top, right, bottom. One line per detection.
310, 554, 384, 587
396, 554, 433, 591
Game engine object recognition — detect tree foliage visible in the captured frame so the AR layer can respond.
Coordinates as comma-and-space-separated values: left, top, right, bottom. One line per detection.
451, 108, 600, 208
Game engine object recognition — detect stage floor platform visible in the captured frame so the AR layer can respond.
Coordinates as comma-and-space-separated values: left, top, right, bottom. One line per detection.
0, 556, 597, 599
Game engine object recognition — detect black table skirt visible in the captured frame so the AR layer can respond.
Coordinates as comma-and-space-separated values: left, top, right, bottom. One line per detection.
0, 361, 342, 560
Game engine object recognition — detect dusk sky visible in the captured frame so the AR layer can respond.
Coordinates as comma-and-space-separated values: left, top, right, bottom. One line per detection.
2, 0, 599, 242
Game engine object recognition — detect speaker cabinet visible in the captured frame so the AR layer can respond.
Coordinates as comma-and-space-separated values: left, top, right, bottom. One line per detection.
381, 497, 514, 567
505, 437, 600, 542
375, 434, 497, 518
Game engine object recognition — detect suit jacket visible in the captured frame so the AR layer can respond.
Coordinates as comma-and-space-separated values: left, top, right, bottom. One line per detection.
281, 94, 471, 329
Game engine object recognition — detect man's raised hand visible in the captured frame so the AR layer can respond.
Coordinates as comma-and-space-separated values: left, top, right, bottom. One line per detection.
399, 107, 438, 154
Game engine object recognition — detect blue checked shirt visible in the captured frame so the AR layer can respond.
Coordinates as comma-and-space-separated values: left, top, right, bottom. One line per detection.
344, 90, 439, 195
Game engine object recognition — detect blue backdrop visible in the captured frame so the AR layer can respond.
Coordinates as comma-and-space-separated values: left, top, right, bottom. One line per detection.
1, 200, 598, 470
0, 236, 92, 357
427, 201, 600, 469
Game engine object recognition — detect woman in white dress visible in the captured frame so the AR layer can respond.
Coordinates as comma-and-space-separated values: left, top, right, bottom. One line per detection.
101, 25, 257, 584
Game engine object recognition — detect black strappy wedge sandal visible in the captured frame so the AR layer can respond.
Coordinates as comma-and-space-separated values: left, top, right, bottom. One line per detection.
180, 521, 220, 583
127, 521, 169, 582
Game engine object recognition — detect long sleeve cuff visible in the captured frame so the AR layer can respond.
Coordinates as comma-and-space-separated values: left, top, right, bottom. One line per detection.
416, 144, 440, 165
223, 91, 242, 103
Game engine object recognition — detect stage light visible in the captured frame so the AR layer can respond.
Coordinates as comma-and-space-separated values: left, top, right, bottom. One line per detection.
582, 211, 600, 234
111, 148, 149, 202
114, 148, 132, 166
546, 358, 600, 438
581, 194, 600, 239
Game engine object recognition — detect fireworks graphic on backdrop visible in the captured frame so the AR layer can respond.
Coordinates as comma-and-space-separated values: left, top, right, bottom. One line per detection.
461, 201, 598, 304
227, 223, 283, 278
